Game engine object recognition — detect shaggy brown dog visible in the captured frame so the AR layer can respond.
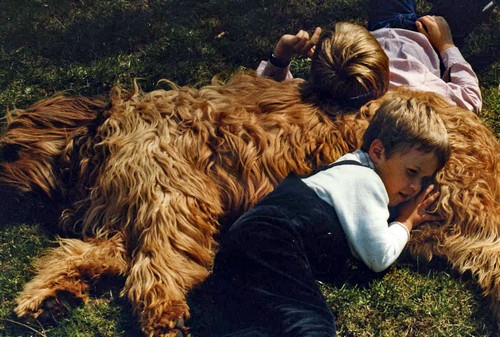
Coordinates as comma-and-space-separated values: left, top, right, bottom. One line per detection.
0, 73, 498, 336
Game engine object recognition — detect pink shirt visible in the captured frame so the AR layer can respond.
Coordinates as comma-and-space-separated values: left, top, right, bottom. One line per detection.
257, 28, 482, 113
372, 28, 481, 113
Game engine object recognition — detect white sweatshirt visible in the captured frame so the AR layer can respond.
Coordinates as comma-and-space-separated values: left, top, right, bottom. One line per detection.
301, 150, 410, 272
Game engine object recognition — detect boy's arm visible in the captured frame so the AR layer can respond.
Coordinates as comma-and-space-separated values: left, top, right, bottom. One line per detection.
307, 165, 409, 272
416, 16, 482, 113
335, 175, 441, 273
332, 167, 408, 272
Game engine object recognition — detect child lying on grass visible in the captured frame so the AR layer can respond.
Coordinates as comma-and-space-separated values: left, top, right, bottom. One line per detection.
259, 0, 483, 113
211, 96, 450, 336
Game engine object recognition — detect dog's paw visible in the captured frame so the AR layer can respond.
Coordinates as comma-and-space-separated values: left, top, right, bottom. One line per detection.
15, 290, 84, 324
145, 317, 188, 337
141, 301, 190, 337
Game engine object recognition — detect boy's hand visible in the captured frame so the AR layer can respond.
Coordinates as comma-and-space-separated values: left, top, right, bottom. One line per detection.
273, 27, 322, 64
416, 15, 455, 53
396, 184, 442, 233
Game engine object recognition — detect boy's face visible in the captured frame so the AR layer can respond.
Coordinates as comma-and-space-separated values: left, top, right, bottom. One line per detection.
369, 140, 439, 206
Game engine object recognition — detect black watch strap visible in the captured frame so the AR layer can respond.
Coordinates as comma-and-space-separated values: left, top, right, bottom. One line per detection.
268, 52, 290, 68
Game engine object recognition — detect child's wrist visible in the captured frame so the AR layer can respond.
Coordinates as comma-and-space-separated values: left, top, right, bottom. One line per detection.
401, 222, 413, 237
438, 42, 455, 53
269, 51, 291, 68
395, 217, 413, 233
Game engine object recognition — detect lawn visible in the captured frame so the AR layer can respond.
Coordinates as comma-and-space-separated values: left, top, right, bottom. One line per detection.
0, 1, 498, 336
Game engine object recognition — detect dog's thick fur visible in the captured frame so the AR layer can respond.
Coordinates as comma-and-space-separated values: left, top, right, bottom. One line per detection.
0, 72, 498, 335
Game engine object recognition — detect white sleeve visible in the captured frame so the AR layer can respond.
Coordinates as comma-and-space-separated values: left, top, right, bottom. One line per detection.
440, 47, 482, 113
256, 60, 293, 82
313, 165, 410, 272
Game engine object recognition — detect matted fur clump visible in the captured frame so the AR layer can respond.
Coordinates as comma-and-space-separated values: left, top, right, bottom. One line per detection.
0, 73, 498, 335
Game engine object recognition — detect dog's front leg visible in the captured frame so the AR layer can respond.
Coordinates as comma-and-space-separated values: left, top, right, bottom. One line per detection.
15, 232, 127, 323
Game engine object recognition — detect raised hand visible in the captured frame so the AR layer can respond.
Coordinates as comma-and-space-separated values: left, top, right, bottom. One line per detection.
273, 27, 322, 64
396, 184, 442, 232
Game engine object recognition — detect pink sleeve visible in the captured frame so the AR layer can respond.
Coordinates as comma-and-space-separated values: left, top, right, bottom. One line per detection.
440, 47, 482, 113
256, 60, 293, 82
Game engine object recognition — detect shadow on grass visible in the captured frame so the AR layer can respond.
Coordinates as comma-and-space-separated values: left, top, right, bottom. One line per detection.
462, 12, 500, 76
0, 185, 63, 236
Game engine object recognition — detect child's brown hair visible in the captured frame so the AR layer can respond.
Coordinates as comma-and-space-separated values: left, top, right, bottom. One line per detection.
361, 97, 451, 170
300, 22, 389, 115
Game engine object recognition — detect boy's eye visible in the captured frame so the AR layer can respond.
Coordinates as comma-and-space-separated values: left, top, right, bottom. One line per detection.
407, 169, 418, 176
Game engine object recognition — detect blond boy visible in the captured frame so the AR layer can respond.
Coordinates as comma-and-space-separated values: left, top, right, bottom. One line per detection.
211, 97, 450, 336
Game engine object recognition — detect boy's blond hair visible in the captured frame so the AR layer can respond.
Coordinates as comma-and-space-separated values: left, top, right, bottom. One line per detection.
361, 97, 450, 169
300, 21, 389, 115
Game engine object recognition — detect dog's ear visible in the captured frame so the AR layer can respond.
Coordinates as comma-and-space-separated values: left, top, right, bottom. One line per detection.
0, 142, 21, 162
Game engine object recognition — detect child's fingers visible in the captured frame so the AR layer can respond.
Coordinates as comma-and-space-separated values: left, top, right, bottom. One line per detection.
416, 184, 436, 202
420, 190, 442, 222
294, 37, 308, 48
417, 15, 435, 25
421, 191, 440, 208
310, 27, 322, 45
422, 212, 442, 223
417, 16, 437, 31
294, 30, 310, 42
279, 35, 300, 53
287, 35, 301, 44
306, 45, 316, 59
415, 21, 428, 36
299, 41, 314, 55
424, 184, 436, 196
420, 184, 438, 201
293, 28, 319, 57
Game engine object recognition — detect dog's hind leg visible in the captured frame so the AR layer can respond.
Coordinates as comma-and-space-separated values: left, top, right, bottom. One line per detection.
121, 192, 222, 337
125, 249, 211, 337
15, 232, 127, 323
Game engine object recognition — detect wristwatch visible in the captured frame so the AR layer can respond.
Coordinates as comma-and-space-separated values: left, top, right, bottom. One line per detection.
268, 52, 290, 68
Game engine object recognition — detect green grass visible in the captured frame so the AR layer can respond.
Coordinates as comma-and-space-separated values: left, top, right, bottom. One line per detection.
0, 1, 498, 336
322, 267, 495, 336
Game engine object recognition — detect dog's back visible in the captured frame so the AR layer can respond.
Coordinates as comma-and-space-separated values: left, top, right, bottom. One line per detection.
0, 95, 109, 230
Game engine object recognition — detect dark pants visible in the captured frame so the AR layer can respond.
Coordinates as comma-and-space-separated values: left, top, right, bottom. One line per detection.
367, 0, 491, 46
367, 0, 419, 31
212, 174, 351, 337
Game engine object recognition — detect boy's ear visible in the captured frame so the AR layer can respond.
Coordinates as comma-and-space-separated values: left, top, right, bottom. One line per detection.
368, 139, 385, 164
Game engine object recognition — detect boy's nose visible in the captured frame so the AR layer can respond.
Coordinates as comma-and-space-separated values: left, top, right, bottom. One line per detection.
408, 181, 421, 196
